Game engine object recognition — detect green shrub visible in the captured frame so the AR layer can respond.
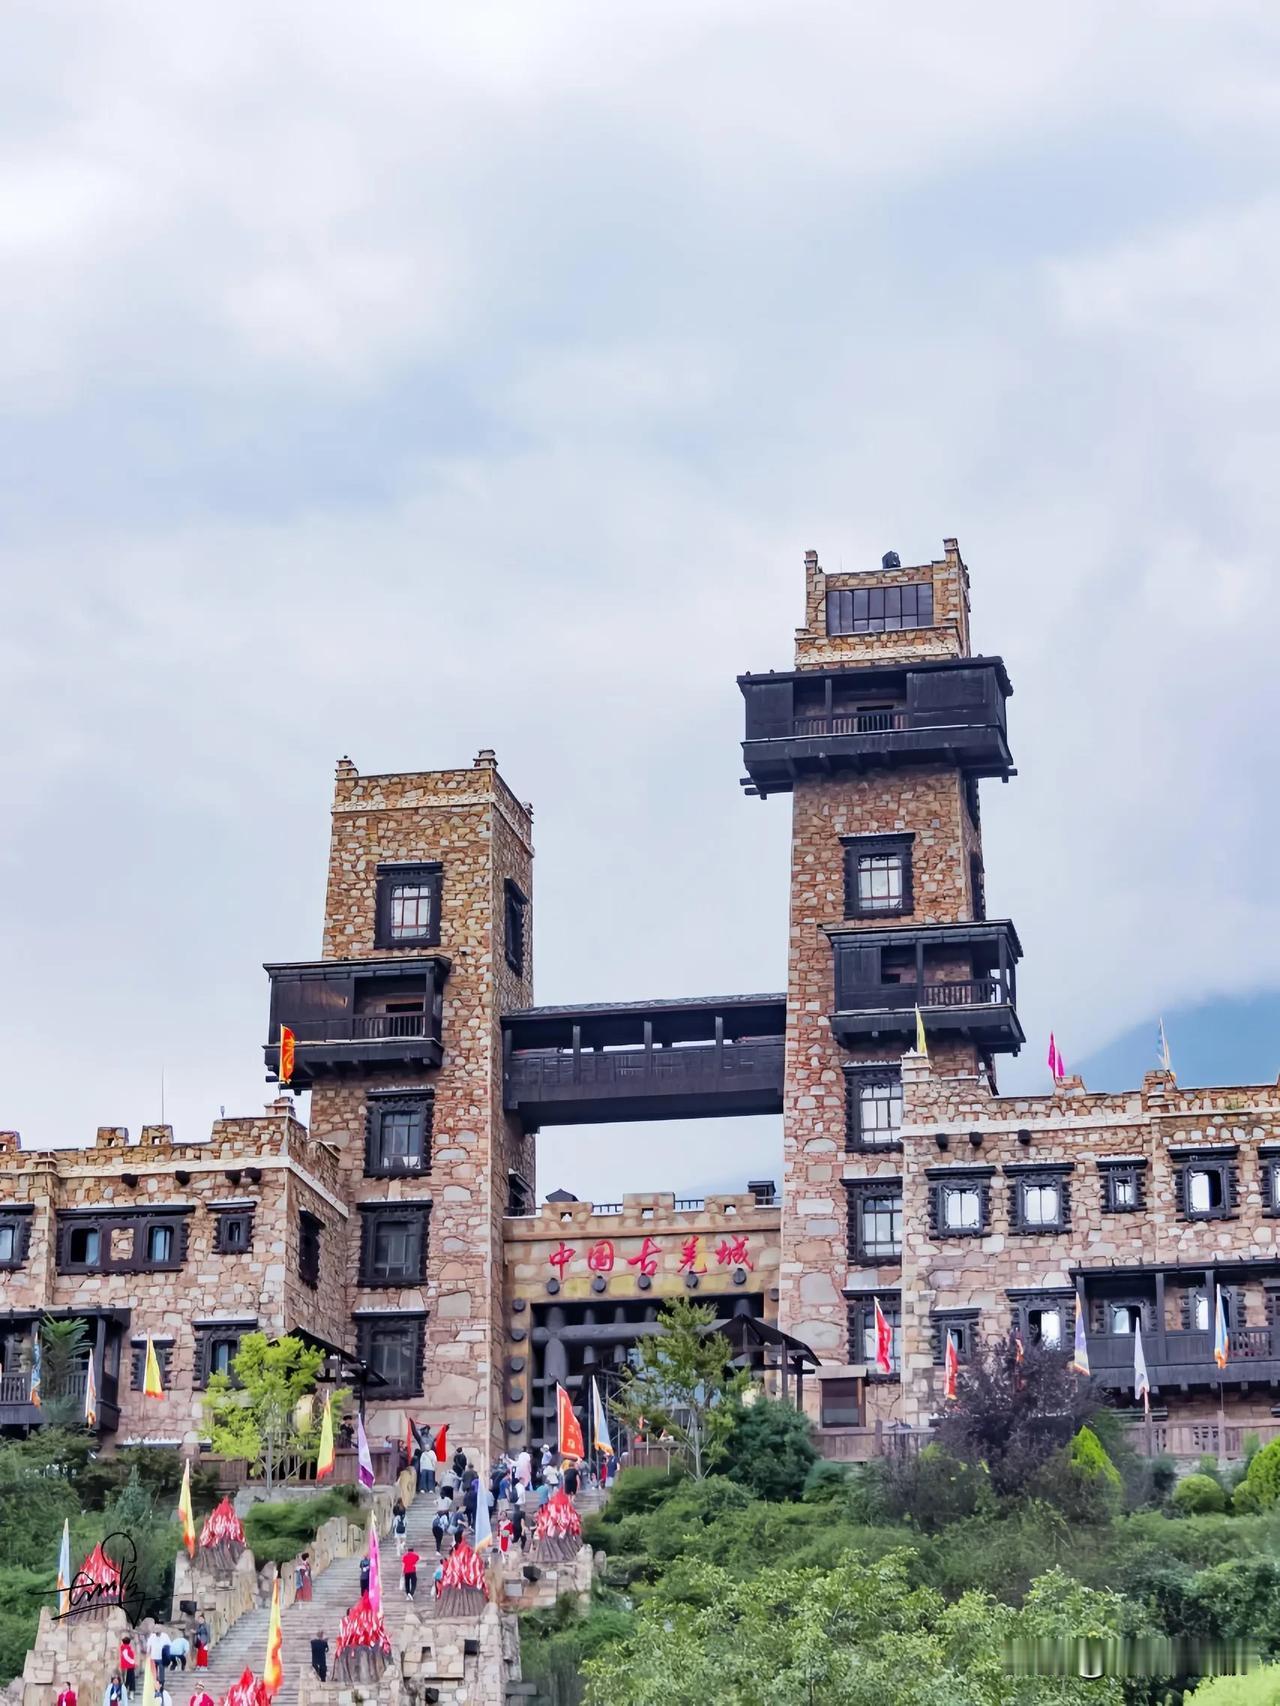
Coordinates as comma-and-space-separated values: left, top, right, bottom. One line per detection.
1186, 1670, 1280, 1704
801, 1461, 852, 1503
242, 1488, 360, 1566
880, 1444, 992, 1531
1174, 1474, 1229, 1516
1241, 1440, 1280, 1512
719, 1398, 817, 1502
1026, 1427, 1121, 1523
1236, 1480, 1264, 1515
596, 1466, 684, 1523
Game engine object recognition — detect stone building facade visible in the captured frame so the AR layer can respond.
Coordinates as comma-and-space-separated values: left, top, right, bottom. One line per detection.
2, 536, 1277, 1460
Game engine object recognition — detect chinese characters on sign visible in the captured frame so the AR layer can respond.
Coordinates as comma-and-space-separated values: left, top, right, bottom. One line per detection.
547, 1233, 751, 1277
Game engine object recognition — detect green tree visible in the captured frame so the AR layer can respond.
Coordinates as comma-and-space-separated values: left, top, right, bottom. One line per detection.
582, 1552, 1134, 1705
720, 1397, 817, 1502
203, 1333, 340, 1491
1187, 1673, 1280, 1705
611, 1300, 747, 1480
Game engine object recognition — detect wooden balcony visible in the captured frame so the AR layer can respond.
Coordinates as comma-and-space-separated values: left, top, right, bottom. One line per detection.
503, 994, 785, 1128
263, 956, 449, 1085
828, 920, 1023, 1053
739, 657, 1013, 796
1090, 1327, 1280, 1391
0, 1364, 120, 1433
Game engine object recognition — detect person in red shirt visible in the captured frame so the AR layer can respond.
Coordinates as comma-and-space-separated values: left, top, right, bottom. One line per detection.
119, 1640, 137, 1695
401, 1547, 420, 1601
56, 1685, 76, 1706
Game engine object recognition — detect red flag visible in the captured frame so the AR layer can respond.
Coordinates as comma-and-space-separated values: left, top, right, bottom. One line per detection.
873, 1299, 894, 1377
278, 1026, 296, 1088
943, 1330, 959, 1402
556, 1383, 585, 1459
433, 1424, 448, 1466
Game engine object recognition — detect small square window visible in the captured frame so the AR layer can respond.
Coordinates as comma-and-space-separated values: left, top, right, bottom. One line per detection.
845, 1070, 902, 1149
359, 1205, 429, 1286
504, 880, 528, 977
355, 1315, 424, 1397
942, 1186, 982, 1231
1009, 1171, 1071, 1234
214, 1211, 253, 1253
1022, 1183, 1059, 1226
848, 1186, 902, 1263
1026, 1306, 1063, 1349
68, 1226, 101, 1266
843, 836, 913, 919
0, 1227, 13, 1263
932, 1314, 979, 1364
0, 1217, 28, 1268
146, 1224, 174, 1264
298, 1212, 322, 1289
1178, 1158, 1234, 1221
374, 864, 442, 950
1187, 1289, 1235, 1333
1108, 1303, 1143, 1335
365, 1095, 432, 1177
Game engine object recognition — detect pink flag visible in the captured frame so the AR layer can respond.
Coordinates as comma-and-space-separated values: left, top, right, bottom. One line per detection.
367, 1510, 382, 1617
1047, 1033, 1065, 1082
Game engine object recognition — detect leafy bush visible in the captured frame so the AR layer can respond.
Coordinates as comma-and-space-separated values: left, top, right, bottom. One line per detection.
596, 1466, 684, 1524
1240, 1440, 1280, 1512
1186, 1671, 1280, 1704
719, 1398, 817, 1502
1174, 1474, 1229, 1516
880, 1444, 992, 1531
241, 1488, 360, 1566
801, 1460, 853, 1503
1025, 1428, 1121, 1524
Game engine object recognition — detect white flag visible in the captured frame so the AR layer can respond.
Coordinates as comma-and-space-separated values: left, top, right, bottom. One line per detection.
473, 1460, 492, 1552
1134, 1320, 1151, 1415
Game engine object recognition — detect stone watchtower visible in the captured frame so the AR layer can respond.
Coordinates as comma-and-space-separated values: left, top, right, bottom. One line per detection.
739, 540, 1021, 1414
264, 751, 534, 1453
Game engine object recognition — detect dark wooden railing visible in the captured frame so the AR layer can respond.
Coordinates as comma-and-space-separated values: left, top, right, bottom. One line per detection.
792, 709, 907, 737
352, 1012, 427, 1039
838, 977, 1008, 1012
507, 1038, 784, 1098
0, 1367, 89, 1405
1090, 1326, 1275, 1372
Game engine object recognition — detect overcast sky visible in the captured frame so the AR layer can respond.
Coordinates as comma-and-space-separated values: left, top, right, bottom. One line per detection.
3, 2, 1280, 1201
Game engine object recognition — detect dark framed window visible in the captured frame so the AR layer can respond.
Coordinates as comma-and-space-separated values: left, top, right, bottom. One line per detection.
0, 1213, 32, 1269
298, 1212, 322, 1289
1010, 1291, 1074, 1350
374, 863, 442, 949
1265, 1161, 1280, 1218
358, 1204, 430, 1286
1098, 1161, 1146, 1214
847, 1182, 902, 1264
844, 1068, 903, 1150
138, 1216, 187, 1271
193, 1320, 256, 1389
213, 1210, 254, 1253
1183, 1287, 1238, 1333
1173, 1154, 1237, 1221
842, 835, 913, 918
65, 1224, 103, 1268
848, 1298, 901, 1378
507, 1172, 535, 1216
130, 1340, 173, 1392
504, 880, 528, 977
354, 1314, 426, 1398
827, 581, 934, 636
931, 1310, 980, 1365
1007, 1166, 1072, 1234
146, 1225, 173, 1264
365, 1093, 432, 1178
927, 1168, 993, 1238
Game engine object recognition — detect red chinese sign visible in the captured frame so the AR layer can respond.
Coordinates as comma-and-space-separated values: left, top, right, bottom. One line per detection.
715, 1235, 752, 1270
677, 1235, 706, 1275
586, 1240, 616, 1273
548, 1242, 576, 1276
626, 1236, 662, 1277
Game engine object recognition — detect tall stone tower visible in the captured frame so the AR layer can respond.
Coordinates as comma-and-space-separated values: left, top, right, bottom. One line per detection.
739, 540, 1020, 1416
265, 751, 534, 1454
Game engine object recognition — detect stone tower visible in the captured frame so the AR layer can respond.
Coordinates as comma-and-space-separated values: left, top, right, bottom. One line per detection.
739, 540, 1020, 1414
265, 751, 534, 1454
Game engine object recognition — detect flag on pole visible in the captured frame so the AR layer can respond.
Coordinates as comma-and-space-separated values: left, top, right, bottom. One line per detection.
590, 1377, 615, 1458
278, 1025, 296, 1088
366, 1509, 382, 1616
1134, 1321, 1151, 1415
1214, 1287, 1230, 1370
262, 1576, 283, 1696
405, 1413, 416, 1466
1158, 1018, 1173, 1074
873, 1298, 894, 1376
83, 1354, 97, 1430
29, 1335, 42, 1409
943, 1330, 960, 1401
1047, 1033, 1065, 1083
556, 1383, 586, 1460
356, 1413, 375, 1490
56, 1517, 71, 1617
914, 1005, 928, 1058
139, 1647, 157, 1706
1068, 1295, 1091, 1376
433, 1424, 449, 1467
143, 1336, 165, 1399
473, 1461, 493, 1553
315, 1395, 335, 1481
178, 1458, 197, 1558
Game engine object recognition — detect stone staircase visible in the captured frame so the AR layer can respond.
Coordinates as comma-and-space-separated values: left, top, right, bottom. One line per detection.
200, 1501, 430, 1706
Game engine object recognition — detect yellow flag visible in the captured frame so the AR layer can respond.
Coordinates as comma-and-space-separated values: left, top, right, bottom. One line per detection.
263, 1576, 284, 1696
315, 1394, 335, 1481
140, 1649, 157, 1706
143, 1336, 164, 1399
178, 1458, 196, 1558
915, 1005, 929, 1058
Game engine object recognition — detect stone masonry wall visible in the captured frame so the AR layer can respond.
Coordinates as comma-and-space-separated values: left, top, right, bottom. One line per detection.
897, 1054, 1280, 1423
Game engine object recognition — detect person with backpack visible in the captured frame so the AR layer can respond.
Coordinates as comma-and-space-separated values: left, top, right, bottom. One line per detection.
391, 1500, 408, 1557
